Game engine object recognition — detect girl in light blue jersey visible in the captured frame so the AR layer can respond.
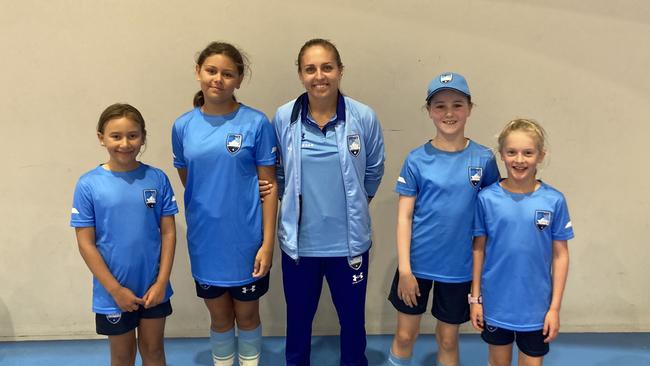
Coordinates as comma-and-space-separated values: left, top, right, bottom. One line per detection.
172, 42, 277, 366
71, 103, 178, 366
470, 119, 572, 366
388, 73, 499, 366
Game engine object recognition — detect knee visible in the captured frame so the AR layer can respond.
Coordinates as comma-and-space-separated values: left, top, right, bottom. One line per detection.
138, 340, 165, 363
235, 313, 260, 330
211, 314, 235, 332
435, 332, 458, 352
488, 356, 511, 366
394, 328, 418, 348
111, 351, 136, 366
489, 361, 510, 366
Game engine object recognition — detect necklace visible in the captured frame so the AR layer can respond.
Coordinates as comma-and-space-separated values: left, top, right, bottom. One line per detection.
308, 105, 335, 128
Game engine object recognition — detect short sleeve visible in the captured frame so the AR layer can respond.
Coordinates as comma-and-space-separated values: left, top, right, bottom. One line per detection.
395, 156, 418, 196
159, 172, 179, 217
171, 121, 186, 169
552, 195, 574, 241
70, 179, 95, 227
481, 154, 501, 188
254, 117, 277, 166
473, 195, 487, 237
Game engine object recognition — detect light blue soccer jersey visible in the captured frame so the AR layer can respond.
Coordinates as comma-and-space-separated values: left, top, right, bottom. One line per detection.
298, 115, 348, 257
171, 105, 277, 286
396, 140, 499, 282
474, 181, 574, 331
70, 163, 178, 314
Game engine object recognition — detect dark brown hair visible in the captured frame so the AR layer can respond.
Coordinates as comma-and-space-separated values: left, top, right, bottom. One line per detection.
296, 38, 343, 72
97, 103, 146, 141
193, 42, 248, 107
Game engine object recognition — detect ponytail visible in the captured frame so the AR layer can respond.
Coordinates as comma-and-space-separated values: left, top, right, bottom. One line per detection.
193, 90, 204, 107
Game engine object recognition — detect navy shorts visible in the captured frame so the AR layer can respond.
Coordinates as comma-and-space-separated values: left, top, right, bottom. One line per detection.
481, 323, 549, 357
195, 274, 270, 301
95, 300, 172, 336
388, 270, 471, 324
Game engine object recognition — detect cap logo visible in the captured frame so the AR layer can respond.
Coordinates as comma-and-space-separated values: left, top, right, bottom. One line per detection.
440, 73, 453, 83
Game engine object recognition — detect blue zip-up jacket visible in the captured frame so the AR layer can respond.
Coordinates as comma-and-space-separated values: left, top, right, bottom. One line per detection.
272, 93, 385, 260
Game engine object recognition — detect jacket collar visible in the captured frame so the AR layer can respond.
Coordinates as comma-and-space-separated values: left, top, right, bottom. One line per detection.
290, 92, 346, 125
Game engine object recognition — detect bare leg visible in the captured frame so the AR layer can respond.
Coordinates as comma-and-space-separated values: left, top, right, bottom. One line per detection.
205, 294, 236, 365
137, 317, 166, 366
108, 330, 137, 366
517, 350, 543, 366
391, 312, 423, 359
233, 299, 261, 330
205, 294, 236, 332
435, 320, 460, 366
488, 344, 513, 366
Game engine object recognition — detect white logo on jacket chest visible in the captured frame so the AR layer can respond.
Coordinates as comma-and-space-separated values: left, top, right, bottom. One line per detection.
347, 134, 361, 157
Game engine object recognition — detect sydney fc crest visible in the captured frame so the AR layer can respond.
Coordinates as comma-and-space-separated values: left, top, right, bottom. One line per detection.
347, 134, 361, 157
106, 313, 122, 324
226, 133, 242, 154
348, 255, 363, 270
440, 73, 453, 83
535, 210, 551, 231
468, 167, 483, 187
143, 189, 157, 208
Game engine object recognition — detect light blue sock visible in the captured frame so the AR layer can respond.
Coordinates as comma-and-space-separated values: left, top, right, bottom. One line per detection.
237, 324, 262, 365
210, 328, 235, 366
388, 348, 412, 366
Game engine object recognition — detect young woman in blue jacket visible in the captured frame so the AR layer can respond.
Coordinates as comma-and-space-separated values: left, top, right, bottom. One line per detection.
270, 38, 385, 366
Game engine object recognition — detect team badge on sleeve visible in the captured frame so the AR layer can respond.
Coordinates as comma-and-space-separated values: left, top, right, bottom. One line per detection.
468, 167, 483, 187
226, 133, 242, 154
347, 134, 361, 157
143, 189, 157, 208
535, 210, 551, 231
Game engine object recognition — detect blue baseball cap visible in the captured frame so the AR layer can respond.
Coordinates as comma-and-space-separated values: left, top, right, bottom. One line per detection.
426, 72, 471, 102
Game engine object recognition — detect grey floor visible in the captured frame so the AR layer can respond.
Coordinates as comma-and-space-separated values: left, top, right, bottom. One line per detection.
1, 333, 649, 365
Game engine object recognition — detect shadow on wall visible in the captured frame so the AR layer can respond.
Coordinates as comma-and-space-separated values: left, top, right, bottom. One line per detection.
0, 296, 15, 343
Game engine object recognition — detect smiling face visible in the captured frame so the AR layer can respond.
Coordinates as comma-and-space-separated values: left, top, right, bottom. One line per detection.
97, 116, 144, 172
298, 45, 342, 101
427, 89, 472, 140
196, 53, 243, 107
500, 130, 545, 185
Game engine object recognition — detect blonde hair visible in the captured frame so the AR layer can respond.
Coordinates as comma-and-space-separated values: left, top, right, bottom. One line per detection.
497, 118, 547, 153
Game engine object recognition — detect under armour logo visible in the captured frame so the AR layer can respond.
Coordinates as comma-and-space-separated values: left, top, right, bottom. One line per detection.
352, 272, 365, 284
242, 285, 256, 294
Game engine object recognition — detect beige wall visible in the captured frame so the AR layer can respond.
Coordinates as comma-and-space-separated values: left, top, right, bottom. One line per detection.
1, 0, 649, 340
